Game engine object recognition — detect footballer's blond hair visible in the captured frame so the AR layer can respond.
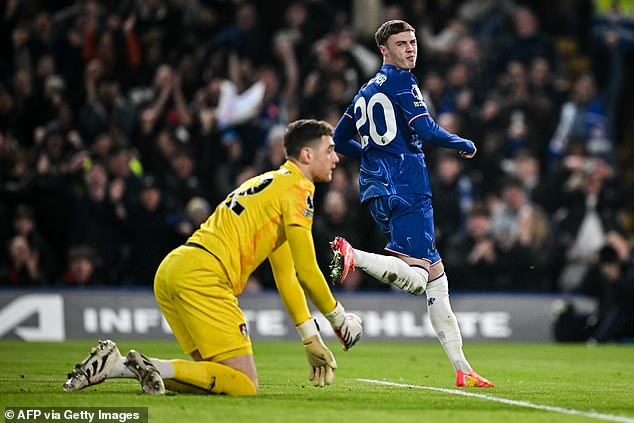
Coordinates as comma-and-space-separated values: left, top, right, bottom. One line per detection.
374, 20, 416, 47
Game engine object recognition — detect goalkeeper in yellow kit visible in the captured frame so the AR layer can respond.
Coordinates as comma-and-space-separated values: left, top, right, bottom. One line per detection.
63, 119, 363, 396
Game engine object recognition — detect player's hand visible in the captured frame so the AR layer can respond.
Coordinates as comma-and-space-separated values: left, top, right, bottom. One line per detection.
303, 334, 337, 387
459, 142, 477, 159
324, 302, 363, 350
297, 320, 337, 387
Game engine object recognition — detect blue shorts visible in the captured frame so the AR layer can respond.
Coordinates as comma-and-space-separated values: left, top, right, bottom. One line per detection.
368, 193, 441, 264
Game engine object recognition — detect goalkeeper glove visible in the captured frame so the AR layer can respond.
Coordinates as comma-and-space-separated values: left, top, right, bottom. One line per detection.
296, 319, 337, 387
324, 302, 363, 351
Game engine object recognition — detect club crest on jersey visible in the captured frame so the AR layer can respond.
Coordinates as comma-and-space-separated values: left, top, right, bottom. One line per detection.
239, 323, 248, 337
411, 84, 426, 108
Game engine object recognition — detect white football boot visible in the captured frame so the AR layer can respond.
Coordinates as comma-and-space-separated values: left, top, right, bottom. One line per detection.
63, 340, 121, 392
124, 349, 165, 395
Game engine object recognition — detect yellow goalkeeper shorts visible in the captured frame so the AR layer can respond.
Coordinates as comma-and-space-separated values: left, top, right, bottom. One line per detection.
154, 245, 253, 362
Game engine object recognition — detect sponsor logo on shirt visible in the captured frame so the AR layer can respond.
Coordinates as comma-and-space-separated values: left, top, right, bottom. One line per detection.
411, 84, 426, 108
303, 193, 314, 218
411, 84, 423, 100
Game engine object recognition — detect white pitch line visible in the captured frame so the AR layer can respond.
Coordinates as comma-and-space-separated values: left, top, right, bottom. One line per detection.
358, 378, 634, 423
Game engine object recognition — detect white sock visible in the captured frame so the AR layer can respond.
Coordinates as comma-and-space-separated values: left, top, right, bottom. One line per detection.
353, 249, 428, 294
425, 274, 471, 372
107, 358, 134, 378
107, 357, 174, 379
151, 359, 174, 378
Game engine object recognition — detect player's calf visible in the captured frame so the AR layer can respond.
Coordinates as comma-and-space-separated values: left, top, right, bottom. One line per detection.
331, 236, 426, 295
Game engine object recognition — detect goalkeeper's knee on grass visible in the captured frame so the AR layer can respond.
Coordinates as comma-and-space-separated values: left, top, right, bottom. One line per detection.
169, 360, 257, 396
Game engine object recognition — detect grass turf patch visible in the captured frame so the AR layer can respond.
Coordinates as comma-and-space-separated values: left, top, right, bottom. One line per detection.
1, 340, 633, 423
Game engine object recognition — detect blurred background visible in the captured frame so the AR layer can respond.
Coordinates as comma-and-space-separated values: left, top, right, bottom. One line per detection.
0, 0, 633, 343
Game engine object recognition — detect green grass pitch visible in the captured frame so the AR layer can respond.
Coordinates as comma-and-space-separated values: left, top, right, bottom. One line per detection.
1, 340, 633, 423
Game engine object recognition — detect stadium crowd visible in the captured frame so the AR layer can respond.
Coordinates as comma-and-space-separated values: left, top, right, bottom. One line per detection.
0, 1, 633, 302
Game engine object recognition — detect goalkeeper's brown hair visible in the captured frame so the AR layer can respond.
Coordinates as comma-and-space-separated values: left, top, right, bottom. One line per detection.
374, 20, 415, 47
284, 119, 334, 159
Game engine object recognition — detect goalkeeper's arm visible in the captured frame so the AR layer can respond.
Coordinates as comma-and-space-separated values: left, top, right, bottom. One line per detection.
284, 224, 337, 314
269, 241, 313, 325
281, 225, 364, 350
269, 243, 336, 386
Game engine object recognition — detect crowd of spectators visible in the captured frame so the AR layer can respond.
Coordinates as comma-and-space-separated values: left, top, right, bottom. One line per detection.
1, 0, 633, 301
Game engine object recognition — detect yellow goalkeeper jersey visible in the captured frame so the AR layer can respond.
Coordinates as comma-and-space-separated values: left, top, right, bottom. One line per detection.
187, 160, 325, 299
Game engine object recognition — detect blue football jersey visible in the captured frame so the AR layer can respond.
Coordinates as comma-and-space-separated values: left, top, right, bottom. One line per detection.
334, 64, 475, 203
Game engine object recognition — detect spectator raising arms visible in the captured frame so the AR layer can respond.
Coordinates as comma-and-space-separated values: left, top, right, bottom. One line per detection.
0, 2, 631, 294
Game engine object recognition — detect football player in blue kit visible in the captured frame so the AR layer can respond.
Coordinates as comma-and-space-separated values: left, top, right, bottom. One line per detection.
330, 19, 494, 388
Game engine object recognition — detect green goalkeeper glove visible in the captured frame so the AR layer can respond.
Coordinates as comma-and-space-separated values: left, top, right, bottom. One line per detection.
297, 319, 337, 387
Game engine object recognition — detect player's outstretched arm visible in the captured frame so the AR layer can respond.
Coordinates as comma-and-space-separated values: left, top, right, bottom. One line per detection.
410, 113, 477, 156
